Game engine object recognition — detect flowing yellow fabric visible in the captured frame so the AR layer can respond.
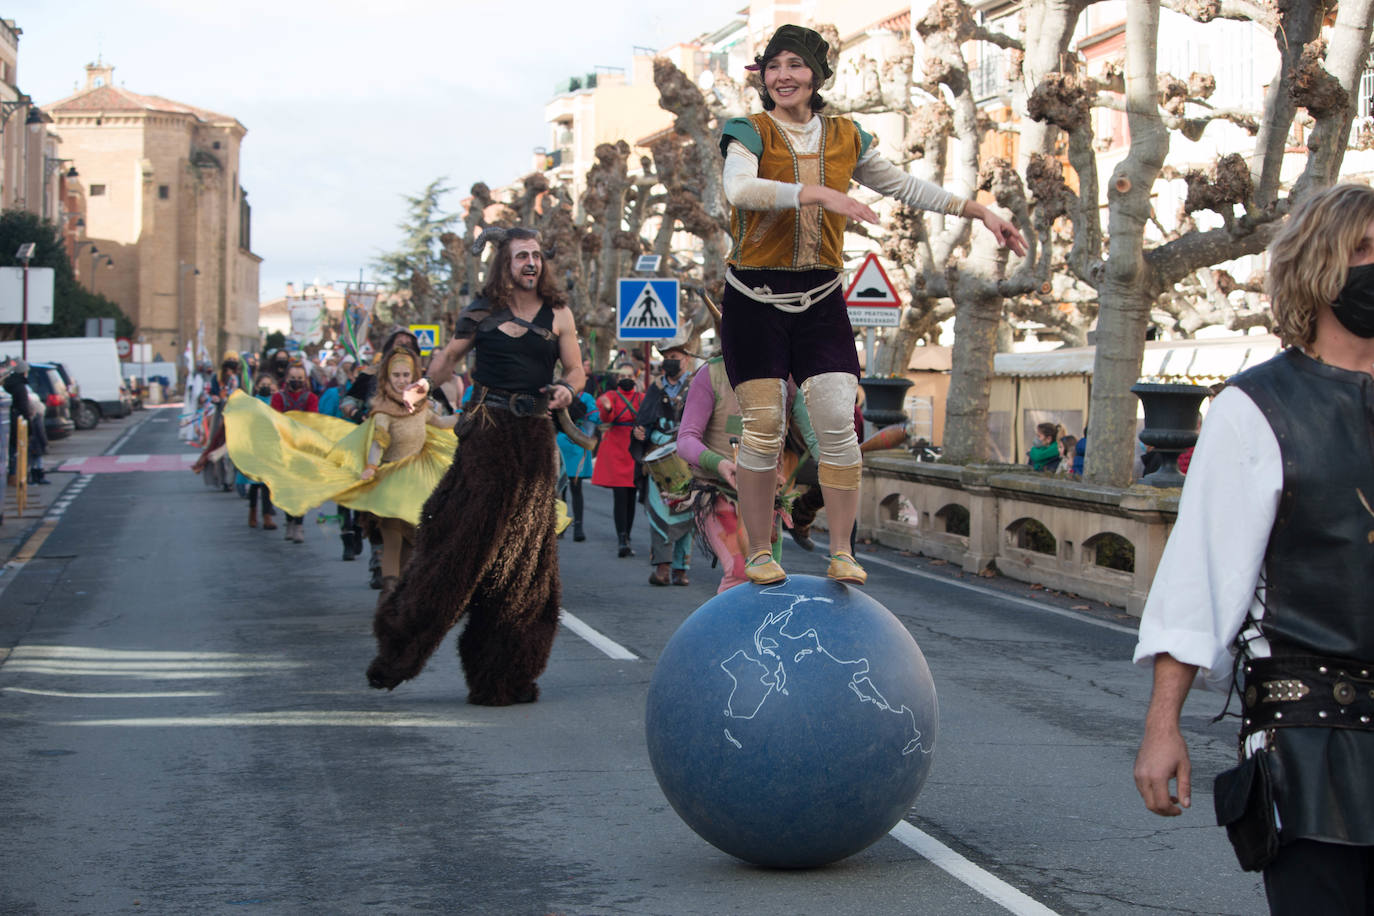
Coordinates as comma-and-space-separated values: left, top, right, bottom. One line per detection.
224, 391, 456, 526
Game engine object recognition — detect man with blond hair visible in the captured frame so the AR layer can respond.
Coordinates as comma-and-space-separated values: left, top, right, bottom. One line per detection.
1133, 183, 1374, 913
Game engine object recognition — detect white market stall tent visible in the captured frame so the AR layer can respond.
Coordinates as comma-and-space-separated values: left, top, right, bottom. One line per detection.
989, 334, 1283, 464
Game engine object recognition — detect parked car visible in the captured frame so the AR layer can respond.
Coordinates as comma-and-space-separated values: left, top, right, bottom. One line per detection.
11, 338, 133, 421
51, 362, 99, 429
26, 362, 76, 440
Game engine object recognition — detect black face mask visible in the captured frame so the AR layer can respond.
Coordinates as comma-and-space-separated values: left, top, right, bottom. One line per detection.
617, 378, 635, 392
1333, 262, 1374, 338
256, 387, 273, 397
287, 379, 305, 391
660, 359, 681, 379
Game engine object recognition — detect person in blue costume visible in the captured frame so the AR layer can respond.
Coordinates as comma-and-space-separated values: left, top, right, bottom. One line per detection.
557, 357, 598, 542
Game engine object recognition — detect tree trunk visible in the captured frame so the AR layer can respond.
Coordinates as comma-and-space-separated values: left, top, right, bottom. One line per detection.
1085, 0, 1169, 486
941, 283, 1002, 464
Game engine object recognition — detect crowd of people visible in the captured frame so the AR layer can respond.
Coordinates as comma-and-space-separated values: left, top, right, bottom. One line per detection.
160, 22, 1374, 908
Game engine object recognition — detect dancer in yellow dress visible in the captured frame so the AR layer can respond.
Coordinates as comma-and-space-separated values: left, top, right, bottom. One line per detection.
224, 349, 458, 581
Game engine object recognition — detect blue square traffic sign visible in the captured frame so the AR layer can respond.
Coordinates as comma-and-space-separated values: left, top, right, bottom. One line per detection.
618, 279, 679, 340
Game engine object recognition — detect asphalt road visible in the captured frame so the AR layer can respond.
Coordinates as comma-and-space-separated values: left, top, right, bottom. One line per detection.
0, 409, 1267, 915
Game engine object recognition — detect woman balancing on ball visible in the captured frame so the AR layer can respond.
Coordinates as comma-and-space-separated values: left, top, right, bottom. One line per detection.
720, 24, 1027, 585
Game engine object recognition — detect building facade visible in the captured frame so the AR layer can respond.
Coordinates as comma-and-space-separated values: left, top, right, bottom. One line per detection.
42, 62, 261, 374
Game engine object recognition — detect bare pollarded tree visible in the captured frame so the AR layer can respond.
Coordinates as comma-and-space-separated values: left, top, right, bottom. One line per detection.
1027, 0, 1374, 483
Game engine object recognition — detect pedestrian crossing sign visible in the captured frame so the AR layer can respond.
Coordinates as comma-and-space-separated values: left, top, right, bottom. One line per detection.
617, 279, 679, 340
409, 324, 441, 355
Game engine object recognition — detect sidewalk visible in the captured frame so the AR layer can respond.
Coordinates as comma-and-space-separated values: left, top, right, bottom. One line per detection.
0, 405, 165, 563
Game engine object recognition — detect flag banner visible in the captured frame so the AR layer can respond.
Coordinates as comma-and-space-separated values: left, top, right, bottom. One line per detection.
289, 297, 328, 345
343, 290, 378, 359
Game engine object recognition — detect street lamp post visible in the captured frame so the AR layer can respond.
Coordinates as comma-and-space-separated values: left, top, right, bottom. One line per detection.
16, 243, 35, 360
73, 240, 98, 286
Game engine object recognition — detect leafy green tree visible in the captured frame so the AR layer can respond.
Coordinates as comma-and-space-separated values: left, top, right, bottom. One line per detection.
0, 209, 133, 340
372, 178, 459, 324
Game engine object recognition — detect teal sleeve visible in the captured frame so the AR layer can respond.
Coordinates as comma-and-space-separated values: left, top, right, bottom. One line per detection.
791, 396, 820, 458
855, 122, 876, 159
720, 117, 763, 159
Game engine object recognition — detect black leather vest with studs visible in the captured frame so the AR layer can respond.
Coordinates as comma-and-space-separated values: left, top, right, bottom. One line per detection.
1229, 348, 1374, 662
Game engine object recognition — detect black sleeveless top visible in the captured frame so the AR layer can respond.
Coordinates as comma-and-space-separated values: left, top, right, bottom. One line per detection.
471, 302, 560, 395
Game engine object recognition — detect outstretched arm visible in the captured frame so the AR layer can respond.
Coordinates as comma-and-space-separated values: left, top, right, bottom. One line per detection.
404, 335, 474, 412
852, 151, 1028, 256
425, 335, 474, 388
958, 198, 1028, 257
1133, 653, 1198, 816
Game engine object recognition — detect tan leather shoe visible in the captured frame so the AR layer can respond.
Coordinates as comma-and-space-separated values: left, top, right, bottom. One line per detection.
827, 552, 867, 585
745, 550, 786, 585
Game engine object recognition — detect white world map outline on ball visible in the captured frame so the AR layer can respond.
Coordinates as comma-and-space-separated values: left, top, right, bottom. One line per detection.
717, 584, 933, 756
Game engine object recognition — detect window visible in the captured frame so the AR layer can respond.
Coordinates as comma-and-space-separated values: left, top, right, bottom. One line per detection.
90, 184, 106, 196
158, 185, 170, 200
212, 141, 221, 150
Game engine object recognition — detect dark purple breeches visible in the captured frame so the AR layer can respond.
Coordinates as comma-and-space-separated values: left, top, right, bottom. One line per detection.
720, 267, 862, 387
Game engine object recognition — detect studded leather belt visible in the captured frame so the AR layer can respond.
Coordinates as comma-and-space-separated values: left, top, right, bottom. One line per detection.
1240, 654, 1374, 735
472, 384, 549, 418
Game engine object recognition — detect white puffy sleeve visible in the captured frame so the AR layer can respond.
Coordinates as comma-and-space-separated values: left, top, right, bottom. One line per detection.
852, 149, 965, 215
1132, 386, 1281, 691
722, 143, 802, 211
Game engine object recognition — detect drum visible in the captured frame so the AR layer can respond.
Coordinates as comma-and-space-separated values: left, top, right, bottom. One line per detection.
644, 442, 692, 495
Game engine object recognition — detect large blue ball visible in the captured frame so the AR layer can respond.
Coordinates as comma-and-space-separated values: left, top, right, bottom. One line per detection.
645, 575, 938, 868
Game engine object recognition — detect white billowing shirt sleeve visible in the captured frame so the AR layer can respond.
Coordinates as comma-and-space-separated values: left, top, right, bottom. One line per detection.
851, 149, 964, 215
722, 143, 802, 211
1132, 386, 1281, 691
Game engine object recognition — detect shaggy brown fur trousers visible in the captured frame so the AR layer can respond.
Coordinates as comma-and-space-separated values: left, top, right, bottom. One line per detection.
366, 409, 561, 705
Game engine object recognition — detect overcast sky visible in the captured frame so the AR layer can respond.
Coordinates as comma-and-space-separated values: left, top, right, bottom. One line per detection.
13, 0, 745, 301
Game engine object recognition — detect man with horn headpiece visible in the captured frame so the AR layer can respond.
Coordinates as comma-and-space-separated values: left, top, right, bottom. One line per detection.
366, 227, 585, 706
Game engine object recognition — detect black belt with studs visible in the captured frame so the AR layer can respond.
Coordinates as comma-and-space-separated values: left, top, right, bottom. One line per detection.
1240, 654, 1374, 735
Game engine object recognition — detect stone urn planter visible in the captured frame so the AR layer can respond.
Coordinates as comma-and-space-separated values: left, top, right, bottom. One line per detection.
858, 377, 914, 428
1130, 382, 1210, 488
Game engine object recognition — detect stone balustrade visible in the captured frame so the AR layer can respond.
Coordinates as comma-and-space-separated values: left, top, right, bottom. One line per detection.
857, 454, 1180, 615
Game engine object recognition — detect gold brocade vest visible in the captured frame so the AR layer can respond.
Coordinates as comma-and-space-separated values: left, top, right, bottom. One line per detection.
692, 359, 743, 481
727, 113, 865, 272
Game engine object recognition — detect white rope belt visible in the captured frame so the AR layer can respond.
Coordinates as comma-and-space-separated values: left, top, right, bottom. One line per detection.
725, 269, 842, 314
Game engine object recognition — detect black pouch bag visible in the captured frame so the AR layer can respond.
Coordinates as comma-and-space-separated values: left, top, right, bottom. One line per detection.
1213, 750, 1280, 871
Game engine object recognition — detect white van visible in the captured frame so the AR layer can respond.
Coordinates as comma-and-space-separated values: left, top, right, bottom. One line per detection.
5, 337, 134, 422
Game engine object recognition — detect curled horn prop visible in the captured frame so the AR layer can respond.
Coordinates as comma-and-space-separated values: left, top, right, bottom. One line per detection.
470, 227, 510, 257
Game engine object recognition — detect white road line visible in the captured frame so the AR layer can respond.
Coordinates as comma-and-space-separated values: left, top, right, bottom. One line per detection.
56, 711, 472, 728
889, 822, 1061, 915
559, 609, 638, 660
848, 551, 1139, 636
105, 415, 150, 456
115, 454, 149, 464
3, 686, 221, 699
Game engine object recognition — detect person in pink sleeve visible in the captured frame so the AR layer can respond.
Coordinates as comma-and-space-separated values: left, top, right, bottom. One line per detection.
677, 355, 817, 592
